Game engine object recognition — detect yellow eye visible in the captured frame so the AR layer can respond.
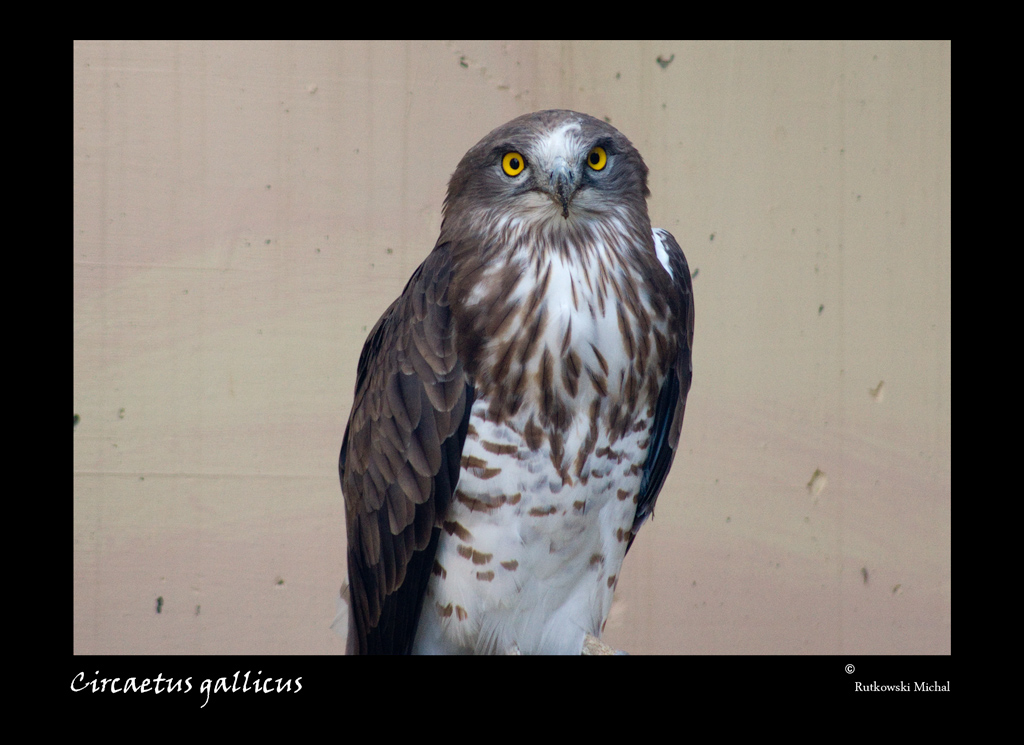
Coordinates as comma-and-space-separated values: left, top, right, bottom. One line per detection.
502, 151, 526, 176
587, 146, 607, 171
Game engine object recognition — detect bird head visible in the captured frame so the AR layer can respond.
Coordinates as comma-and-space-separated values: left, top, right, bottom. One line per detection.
440, 110, 651, 242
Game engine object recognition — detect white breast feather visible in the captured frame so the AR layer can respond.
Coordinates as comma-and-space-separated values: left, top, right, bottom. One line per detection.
412, 238, 661, 655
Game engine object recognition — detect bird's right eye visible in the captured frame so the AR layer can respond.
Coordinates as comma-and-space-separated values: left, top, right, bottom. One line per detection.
502, 152, 526, 177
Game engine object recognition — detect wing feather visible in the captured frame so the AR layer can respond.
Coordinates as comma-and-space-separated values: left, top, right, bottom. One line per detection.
340, 242, 474, 654
630, 230, 694, 549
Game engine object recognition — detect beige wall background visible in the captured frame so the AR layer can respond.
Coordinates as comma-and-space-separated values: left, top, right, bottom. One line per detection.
73, 40, 950, 654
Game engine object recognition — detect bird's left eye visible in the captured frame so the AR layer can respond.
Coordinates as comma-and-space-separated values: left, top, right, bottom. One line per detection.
586, 146, 607, 171
502, 152, 526, 177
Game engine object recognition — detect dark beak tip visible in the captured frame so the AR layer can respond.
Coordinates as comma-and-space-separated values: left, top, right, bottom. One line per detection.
552, 169, 574, 219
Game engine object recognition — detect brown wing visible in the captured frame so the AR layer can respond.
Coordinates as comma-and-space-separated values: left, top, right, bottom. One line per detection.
339, 242, 473, 654
629, 230, 694, 548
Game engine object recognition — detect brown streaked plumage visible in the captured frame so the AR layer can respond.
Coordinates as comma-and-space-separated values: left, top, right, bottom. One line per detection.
340, 109, 694, 654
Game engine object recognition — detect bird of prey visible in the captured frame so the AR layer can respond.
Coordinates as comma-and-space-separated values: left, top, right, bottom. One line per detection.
339, 110, 694, 655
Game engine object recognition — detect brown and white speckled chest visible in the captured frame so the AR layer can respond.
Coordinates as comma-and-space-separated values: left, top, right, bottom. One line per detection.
412, 229, 675, 655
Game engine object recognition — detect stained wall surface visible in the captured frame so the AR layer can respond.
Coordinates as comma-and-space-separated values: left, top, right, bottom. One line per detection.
73, 41, 951, 654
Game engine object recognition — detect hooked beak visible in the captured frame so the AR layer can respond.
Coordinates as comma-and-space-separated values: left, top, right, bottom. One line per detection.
549, 157, 575, 219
